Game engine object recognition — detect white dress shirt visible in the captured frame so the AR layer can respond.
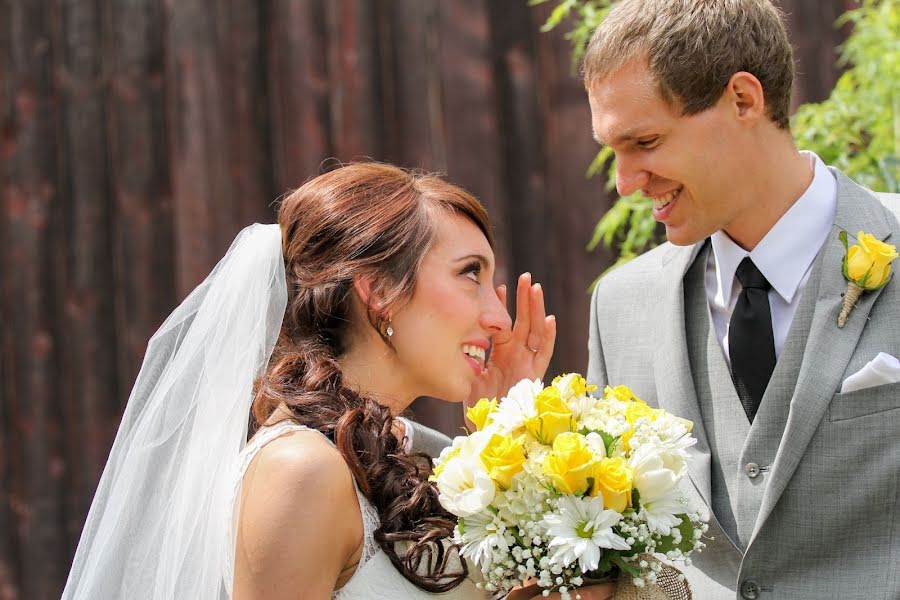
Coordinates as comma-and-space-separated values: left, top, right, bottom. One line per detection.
706, 152, 837, 365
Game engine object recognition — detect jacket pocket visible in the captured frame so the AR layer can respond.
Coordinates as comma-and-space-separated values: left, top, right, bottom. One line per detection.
829, 380, 900, 421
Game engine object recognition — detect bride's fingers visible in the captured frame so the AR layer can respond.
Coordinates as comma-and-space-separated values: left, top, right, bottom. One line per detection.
539, 314, 556, 360
511, 272, 533, 338
525, 283, 546, 352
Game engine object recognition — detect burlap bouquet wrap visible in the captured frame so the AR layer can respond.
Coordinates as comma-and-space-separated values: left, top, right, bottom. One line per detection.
611, 557, 691, 600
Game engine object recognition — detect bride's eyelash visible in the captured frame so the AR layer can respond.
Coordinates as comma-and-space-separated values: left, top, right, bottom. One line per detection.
460, 260, 482, 278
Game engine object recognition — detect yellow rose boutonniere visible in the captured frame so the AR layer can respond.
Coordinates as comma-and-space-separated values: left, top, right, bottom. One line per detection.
838, 231, 898, 327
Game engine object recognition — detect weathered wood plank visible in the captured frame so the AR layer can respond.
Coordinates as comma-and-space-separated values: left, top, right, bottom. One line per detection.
218, 0, 274, 226
326, 0, 382, 161
1, 1, 66, 597
778, 0, 846, 106
267, 0, 333, 189
529, 2, 612, 376
375, 0, 444, 170
56, 1, 120, 569
165, 0, 234, 294
106, 0, 176, 391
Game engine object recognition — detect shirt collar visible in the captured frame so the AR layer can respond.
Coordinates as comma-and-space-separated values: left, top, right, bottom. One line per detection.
711, 151, 837, 305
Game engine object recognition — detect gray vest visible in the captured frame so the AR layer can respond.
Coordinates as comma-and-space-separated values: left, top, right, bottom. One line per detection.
683, 244, 817, 549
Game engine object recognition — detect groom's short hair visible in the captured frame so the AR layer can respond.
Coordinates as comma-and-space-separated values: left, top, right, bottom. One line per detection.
582, 0, 795, 129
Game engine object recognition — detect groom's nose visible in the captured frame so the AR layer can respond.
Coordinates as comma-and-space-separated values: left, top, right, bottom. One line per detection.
615, 154, 650, 197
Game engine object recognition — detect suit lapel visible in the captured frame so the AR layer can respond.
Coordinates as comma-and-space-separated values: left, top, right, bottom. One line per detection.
651, 242, 713, 506
752, 170, 893, 536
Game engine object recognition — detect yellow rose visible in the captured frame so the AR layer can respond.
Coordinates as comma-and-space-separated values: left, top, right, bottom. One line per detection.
620, 397, 657, 451
625, 399, 657, 425
604, 384, 643, 403
480, 434, 527, 489
467, 397, 498, 431
542, 432, 598, 495
524, 387, 575, 444
846, 231, 898, 289
592, 457, 633, 512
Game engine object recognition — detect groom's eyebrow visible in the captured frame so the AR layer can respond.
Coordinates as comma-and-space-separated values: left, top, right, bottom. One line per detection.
594, 127, 644, 147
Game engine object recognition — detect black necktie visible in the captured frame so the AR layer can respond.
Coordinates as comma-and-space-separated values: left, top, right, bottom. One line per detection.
729, 257, 776, 423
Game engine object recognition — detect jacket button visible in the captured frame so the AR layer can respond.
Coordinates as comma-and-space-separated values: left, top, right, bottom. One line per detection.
741, 579, 760, 599
745, 462, 761, 478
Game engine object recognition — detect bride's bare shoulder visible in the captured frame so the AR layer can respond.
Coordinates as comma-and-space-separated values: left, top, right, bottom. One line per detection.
234, 429, 363, 598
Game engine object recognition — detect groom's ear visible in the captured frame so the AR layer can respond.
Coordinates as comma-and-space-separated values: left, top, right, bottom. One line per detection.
726, 71, 766, 124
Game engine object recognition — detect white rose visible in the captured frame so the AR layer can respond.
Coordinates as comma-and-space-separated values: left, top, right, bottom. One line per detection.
584, 431, 608, 459
629, 444, 685, 503
436, 455, 496, 517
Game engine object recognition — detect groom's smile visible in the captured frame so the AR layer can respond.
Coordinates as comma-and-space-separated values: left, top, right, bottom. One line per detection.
587, 55, 760, 248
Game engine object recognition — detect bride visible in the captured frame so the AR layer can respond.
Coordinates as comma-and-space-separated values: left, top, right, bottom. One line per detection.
61, 163, 616, 599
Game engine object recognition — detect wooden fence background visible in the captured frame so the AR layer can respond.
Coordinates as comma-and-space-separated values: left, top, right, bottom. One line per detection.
0, 0, 852, 597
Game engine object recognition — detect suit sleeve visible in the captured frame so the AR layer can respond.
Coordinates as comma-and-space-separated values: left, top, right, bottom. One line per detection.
401, 418, 452, 458
586, 280, 610, 390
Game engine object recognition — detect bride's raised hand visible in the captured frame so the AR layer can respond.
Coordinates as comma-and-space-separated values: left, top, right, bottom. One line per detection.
467, 272, 556, 411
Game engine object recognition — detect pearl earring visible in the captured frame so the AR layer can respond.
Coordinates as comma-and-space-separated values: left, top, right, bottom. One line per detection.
385, 321, 394, 338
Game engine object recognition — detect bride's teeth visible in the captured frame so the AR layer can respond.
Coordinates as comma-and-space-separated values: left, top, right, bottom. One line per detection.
462, 344, 486, 364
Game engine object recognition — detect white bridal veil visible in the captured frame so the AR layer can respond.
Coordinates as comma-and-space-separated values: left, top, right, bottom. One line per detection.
61, 224, 287, 600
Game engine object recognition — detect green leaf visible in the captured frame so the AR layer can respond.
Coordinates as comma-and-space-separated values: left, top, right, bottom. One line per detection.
610, 554, 642, 577
654, 514, 695, 554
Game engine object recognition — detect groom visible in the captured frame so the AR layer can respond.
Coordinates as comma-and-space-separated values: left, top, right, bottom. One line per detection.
583, 0, 900, 598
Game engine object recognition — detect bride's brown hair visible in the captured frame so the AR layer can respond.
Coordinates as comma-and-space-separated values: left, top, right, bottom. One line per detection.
252, 162, 492, 592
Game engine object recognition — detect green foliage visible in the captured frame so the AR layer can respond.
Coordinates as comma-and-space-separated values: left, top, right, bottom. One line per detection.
534, 0, 900, 276
655, 515, 696, 554
792, 0, 900, 194
529, 0, 613, 69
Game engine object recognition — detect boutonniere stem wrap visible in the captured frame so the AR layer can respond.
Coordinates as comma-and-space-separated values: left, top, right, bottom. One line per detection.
837, 230, 898, 328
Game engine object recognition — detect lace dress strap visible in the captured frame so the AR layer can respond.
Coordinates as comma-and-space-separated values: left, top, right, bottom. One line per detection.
224, 421, 381, 597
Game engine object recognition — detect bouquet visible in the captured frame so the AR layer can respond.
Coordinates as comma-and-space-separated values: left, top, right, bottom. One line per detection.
431, 375, 707, 599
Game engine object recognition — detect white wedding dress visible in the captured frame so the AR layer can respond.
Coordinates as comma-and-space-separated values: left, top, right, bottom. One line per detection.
226, 421, 483, 599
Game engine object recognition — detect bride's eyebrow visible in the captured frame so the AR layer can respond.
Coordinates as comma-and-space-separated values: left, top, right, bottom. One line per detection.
453, 254, 492, 270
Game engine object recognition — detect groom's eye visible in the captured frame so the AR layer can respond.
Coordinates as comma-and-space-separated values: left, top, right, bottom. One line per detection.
636, 137, 660, 149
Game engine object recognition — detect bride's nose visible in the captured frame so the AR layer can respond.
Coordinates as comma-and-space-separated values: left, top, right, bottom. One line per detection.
480, 288, 512, 333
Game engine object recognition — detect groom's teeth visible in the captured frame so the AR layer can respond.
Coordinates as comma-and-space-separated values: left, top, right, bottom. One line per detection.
462, 344, 486, 364
653, 187, 681, 210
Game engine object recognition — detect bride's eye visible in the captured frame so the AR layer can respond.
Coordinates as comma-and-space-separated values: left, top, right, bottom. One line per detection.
637, 137, 660, 149
461, 261, 482, 283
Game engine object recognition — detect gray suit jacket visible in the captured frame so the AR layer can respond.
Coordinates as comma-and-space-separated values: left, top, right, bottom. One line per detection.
587, 169, 900, 599
406, 418, 453, 460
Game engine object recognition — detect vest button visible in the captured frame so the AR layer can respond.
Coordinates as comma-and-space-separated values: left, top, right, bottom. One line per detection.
741, 579, 761, 599
745, 462, 761, 478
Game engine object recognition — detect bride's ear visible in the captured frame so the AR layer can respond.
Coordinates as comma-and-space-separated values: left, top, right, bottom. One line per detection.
352, 274, 389, 317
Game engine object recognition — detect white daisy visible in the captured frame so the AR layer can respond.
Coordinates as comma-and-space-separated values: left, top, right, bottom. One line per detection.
455, 509, 510, 571
638, 490, 686, 536
490, 378, 543, 434
543, 495, 631, 573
